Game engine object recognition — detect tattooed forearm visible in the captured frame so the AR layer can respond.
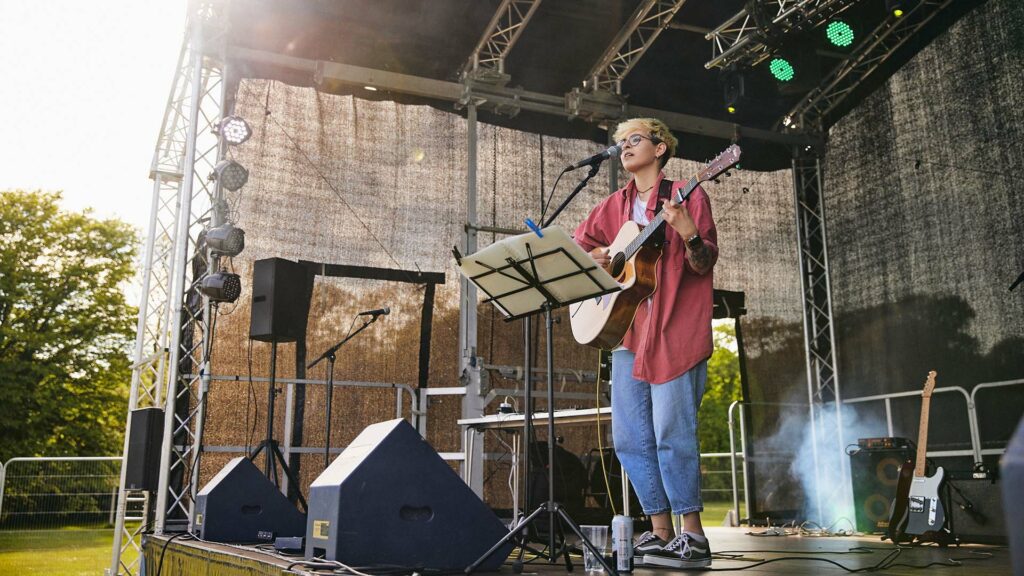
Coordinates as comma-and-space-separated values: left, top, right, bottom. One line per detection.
687, 241, 713, 274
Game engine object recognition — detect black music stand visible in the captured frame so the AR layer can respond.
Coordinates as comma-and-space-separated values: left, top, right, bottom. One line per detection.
457, 226, 620, 574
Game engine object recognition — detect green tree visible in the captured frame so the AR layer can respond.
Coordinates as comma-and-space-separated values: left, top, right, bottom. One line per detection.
698, 322, 743, 501
700, 322, 743, 452
0, 190, 137, 461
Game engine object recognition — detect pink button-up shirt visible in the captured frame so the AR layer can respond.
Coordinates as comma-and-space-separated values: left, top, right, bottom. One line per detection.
573, 173, 719, 384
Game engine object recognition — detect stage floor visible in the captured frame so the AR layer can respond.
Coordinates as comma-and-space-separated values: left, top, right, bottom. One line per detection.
144, 527, 1012, 576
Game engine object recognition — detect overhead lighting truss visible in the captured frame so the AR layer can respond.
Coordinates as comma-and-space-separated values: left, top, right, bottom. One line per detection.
581, 0, 689, 95
783, 0, 956, 132
460, 0, 543, 86
704, 0, 861, 70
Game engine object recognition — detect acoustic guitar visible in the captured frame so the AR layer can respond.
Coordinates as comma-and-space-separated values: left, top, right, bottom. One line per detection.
887, 370, 949, 543
569, 144, 740, 349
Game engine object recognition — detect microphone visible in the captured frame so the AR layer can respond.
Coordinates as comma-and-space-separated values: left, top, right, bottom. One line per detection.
567, 143, 621, 170
358, 306, 390, 317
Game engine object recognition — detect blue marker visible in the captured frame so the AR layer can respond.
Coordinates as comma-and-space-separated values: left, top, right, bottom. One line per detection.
525, 218, 544, 238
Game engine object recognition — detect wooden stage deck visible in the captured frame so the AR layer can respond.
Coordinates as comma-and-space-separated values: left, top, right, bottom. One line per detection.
144, 526, 1012, 576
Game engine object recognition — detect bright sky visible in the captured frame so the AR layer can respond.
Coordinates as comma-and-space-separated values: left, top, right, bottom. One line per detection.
0, 1, 187, 235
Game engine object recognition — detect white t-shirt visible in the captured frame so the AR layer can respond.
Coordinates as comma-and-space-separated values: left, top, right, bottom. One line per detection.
614, 195, 653, 352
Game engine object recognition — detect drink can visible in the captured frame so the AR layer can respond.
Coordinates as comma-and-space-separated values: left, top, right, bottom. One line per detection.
611, 514, 633, 572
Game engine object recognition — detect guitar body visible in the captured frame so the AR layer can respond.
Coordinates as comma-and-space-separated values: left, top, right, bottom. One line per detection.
885, 458, 915, 543
569, 222, 661, 349
883, 371, 955, 544
905, 466, 947, 536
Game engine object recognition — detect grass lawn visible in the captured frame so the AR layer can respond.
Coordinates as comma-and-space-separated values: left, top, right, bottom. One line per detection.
0, 528, 133, 576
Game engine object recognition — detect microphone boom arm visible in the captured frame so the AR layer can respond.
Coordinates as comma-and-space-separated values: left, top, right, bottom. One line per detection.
307, 314, 381, 370
543, 162, 601, 228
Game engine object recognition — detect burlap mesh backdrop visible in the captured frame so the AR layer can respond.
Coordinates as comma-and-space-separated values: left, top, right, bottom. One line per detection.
200, 79, 801, 507
824, 0, 1024, 464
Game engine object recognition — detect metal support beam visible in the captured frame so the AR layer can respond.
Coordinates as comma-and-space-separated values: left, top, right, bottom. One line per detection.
704, 0, 860, 70
230, 47, 816, 147
792, 151, 850, 524
459, 104, 486, 496
461, 0, 543, 86
583, 0, 689, 94
109, 4, 227, 574
782, 0, 956, 132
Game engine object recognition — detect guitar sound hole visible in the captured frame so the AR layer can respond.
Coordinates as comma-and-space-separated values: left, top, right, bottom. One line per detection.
609, 253, 625, 278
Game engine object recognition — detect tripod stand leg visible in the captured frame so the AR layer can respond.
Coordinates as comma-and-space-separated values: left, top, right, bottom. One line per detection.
270, 441, 308, 512
466, 504, 548, 575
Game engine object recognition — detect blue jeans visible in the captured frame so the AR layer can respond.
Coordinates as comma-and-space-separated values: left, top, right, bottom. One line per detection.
611, 350, 707, 516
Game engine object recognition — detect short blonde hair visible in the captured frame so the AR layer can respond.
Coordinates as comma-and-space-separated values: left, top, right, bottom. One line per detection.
613, 117, 678, 168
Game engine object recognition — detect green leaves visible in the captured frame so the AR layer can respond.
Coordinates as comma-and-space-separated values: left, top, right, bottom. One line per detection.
0, 190, 137, 460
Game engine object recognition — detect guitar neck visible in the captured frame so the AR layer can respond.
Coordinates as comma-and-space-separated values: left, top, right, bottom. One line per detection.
914, 396, 931, 477
623, 176, 698, 259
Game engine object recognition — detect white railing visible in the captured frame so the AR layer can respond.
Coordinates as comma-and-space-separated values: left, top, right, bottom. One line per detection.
843, 378, 1024, 463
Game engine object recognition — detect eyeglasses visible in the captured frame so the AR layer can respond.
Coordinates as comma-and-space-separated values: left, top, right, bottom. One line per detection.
618, 133, 661, 149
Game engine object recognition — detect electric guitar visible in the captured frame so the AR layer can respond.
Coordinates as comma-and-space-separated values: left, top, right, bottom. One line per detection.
887, 370, 947, 541
569, 144, 740, 349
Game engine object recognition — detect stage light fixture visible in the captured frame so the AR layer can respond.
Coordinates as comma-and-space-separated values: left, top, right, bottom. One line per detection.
218, 116, 252, 146
720, 66, 746, 115
886, 0, 911, 17
826, 21, 855, 47
769, 57, 795, 82
206, 223, 245, 257
214, 160, 249, 191
199, 270, 242, 303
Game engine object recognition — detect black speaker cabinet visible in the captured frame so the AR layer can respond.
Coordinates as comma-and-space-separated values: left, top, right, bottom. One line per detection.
850, 446, 913, 533
125, 407, 164, 492
944, 472, 1006, 544
249, 257, 312, 343
193, 457, 305, 543
305, 419, 513, 571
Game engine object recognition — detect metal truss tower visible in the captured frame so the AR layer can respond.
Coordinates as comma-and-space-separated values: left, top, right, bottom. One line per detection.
108, 2, 228, 574
791, 151, 851, 523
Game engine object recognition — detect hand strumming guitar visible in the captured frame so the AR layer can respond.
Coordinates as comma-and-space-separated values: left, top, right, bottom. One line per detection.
590, 247, 611, 272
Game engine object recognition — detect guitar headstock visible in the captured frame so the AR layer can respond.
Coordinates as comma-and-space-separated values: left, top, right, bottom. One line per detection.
922, 370, 937, 399
697, 144, 742, 183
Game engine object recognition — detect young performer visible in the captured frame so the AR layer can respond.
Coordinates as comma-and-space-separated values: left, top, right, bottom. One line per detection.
573, 117, 718, 569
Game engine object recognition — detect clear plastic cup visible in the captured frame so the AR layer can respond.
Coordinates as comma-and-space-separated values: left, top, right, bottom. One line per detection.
581, 524, 609, 572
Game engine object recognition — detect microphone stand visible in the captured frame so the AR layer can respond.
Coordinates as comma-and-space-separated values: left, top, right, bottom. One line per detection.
544, 163, 602, 229
307, 313, 384, 469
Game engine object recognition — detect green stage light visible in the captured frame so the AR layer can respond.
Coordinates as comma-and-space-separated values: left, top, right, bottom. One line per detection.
827, 21, 855, 47
769, 58, 795, 82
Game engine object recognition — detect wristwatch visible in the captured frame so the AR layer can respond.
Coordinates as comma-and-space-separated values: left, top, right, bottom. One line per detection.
686, 233, 703, 250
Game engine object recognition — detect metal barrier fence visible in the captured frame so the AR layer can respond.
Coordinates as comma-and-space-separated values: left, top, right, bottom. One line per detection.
0, 457, 124, 530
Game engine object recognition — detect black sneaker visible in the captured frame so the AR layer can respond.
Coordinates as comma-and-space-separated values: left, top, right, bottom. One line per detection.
643, 533, 712, 569
632, 531, 668, 566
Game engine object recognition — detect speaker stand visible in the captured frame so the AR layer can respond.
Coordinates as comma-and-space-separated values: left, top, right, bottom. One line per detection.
249, 340, 307, 512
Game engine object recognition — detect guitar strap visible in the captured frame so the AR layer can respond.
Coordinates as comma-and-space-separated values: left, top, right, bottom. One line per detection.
651, 178, 674, 247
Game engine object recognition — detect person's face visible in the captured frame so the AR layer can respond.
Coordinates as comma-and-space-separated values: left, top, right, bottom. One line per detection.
618, 131, 665, 174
